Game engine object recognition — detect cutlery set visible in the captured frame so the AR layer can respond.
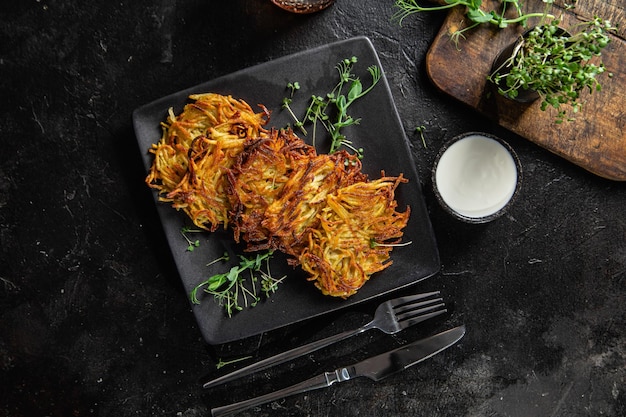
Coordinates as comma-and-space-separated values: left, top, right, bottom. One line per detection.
207, 291, 465, 416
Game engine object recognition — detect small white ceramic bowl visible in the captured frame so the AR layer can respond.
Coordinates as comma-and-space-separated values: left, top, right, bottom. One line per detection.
432, 132, 522, 224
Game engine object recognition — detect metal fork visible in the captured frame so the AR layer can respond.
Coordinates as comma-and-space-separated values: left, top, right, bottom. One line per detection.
203, 291, 447, 389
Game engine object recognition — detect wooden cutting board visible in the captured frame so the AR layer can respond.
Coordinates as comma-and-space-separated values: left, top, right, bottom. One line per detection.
426, 0, 626, 181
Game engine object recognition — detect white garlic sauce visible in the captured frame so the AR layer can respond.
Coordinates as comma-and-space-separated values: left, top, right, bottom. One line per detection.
436, 135, 518, 219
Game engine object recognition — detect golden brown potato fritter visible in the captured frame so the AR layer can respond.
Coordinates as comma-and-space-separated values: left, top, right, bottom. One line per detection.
146, 93, 269, 231
299, 176, 410, 297
146, 93, 410, 298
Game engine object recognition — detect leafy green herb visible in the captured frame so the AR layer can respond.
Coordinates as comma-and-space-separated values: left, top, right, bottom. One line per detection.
488, 16, 616, 123
180, 226, 202, 251
283, 56, 381, 158
190, 250, 286, 317
394, 0, 555, 47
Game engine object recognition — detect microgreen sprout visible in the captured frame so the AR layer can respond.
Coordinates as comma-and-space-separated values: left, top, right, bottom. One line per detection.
488, 16, 616, 123
282, 56, 381, 158
206, 251, 229, 267
260, 268, 287, 297
282, 82, 307, 135
287, 81, 300, 96
415, 125, 427, 148
190, 250, 285, 317
215, 356, 252, 370
180, 226, 202, 251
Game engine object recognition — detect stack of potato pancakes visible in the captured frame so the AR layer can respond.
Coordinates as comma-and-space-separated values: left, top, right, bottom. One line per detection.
146, 93, 410, 298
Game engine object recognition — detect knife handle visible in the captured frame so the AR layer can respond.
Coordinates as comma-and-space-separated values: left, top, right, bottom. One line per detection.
211, 370, 346, 416
204, 326, 367, 389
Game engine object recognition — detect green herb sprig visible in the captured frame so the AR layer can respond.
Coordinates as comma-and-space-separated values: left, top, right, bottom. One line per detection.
180, 226, 202, 251
283, 56, 381, 158
190, 251, 286, 317
394, 0, 555, 46
282, 82, 306, 135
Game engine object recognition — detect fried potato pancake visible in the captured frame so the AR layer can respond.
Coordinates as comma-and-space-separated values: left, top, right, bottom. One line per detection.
299, 175, 410, 297
146, 93, 269, 231
146, 93, 410, 299
227, 128, 317, 248
260, 150, 367, 257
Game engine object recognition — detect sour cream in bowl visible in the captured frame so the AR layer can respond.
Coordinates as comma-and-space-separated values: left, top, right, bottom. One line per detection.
432, 132, 522, 223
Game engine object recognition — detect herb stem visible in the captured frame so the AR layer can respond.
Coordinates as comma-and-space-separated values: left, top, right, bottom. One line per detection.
282, 57, 381, 157
395, 0, 556, 43
216, 356, 252, 370
180, 226, 202, 251
190, 250, 281, 317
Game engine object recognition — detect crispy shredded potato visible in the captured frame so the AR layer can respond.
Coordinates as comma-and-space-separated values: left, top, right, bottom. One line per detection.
227, 128, 317, 249
298, 175, 410, 297
146, 93, 269, 231
146, 93, 410, 298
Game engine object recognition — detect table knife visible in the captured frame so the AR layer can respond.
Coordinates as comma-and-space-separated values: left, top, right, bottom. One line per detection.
211, 325, 466, 417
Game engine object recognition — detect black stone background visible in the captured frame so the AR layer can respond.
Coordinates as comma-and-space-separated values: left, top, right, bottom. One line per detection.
1, 1, 624, 416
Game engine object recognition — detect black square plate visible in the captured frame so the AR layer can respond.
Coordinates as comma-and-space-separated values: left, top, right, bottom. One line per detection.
133, 36, 440, 344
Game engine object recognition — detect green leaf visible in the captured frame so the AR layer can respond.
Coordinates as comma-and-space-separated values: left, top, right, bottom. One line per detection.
226, 266, 240, 282
336, 95, 347, 113
207, 274, 227, 291
190, 250, 282, 316
467, 8, 493, 23
347, 80, 363, 101
280, 56, 380, 156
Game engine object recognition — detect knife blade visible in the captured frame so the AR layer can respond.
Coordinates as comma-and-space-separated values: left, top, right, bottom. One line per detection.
210, 325, 466, 417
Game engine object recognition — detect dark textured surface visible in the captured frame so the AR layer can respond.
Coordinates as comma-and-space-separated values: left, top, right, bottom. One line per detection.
1, 1, 624, 416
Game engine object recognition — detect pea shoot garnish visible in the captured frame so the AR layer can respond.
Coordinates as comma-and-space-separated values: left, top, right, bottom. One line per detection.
394, 0, 555, 47
190, 250, 286, 317
283, 56, 381, 158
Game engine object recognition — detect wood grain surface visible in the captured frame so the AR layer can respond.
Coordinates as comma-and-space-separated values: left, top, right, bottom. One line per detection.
426, 0, 626, 181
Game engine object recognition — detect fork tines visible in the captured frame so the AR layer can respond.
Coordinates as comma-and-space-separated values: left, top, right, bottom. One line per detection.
392, 291, 447, 323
